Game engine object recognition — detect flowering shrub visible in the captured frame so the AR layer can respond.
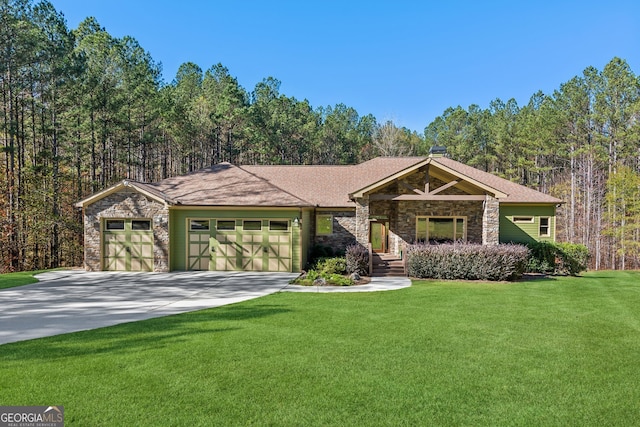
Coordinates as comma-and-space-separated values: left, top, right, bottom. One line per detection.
406, 243, 529, 281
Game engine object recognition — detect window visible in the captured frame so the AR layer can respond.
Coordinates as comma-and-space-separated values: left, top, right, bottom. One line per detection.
316, 214, 333, 235
513, 216, 534, 223
105, 219, 125, 231
243, 220, 262, 231
269, 220, 289, 231
217, 220, 236, 231
539, 217, 551, 237
131, 220, 151, 231
416, 217, 466, 243
190, 220, 209, 231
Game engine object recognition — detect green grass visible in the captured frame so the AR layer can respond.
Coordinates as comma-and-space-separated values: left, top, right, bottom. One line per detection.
1, 271, 639, 425
0, 269, 53, 289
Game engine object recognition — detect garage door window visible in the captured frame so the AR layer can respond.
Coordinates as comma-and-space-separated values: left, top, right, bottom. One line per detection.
269, 220, 289, 231
217, 220, 236, 230
132, 220, 151, 231
190, 220, 209, 231
105, 219, 125, 230
243, 220, 262, 231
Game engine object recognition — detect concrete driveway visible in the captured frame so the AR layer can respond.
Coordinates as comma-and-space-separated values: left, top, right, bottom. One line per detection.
0, 270, 297, 345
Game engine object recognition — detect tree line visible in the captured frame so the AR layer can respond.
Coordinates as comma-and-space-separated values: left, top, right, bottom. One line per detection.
1, 0, 639, 272
422, 58, 640, 270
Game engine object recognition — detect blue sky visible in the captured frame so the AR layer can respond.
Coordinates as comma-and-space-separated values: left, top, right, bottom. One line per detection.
49, 0, 640, 133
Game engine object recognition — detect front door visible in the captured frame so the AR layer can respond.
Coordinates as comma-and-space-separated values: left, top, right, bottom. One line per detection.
370, 221, 386, 252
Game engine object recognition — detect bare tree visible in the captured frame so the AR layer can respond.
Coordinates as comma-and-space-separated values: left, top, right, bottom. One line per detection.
373, 120, 411, 156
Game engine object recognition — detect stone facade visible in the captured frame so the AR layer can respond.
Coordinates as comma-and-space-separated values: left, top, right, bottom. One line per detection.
354, 197, 369, 247
390, 199, 484, 250
482, 195, 500, 245
313, 209, 358, 252
356, 169, 489, 255
83, 189, 169, 271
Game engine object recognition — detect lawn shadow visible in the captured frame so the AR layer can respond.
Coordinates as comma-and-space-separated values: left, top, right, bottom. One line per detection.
0, 304, 291, 362
521, 274, 557, 282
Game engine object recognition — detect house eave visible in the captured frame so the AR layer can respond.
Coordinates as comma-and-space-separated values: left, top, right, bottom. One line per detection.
348, 157, 509, 200
349, 158, 431, 199
74, 181, 172, 208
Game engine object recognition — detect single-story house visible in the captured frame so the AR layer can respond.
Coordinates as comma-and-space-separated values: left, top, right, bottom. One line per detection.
75, 150, 562, 272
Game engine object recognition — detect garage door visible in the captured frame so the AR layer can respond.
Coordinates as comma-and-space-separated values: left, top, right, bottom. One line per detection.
187, 219, 292, 272
103, 219, 154, 271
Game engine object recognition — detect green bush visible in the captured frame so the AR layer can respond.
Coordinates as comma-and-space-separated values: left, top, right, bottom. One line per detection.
405, 243, 529, 281
305, 270, 319, 281
324, 273, 354, 286
526, 241, 557, 274
345, 244, 369, 276
556, 242, 590, 275
314, 257, 347, 275
526, 241, 589, 276
291, 267, 354, 286
291, 256, 353, 286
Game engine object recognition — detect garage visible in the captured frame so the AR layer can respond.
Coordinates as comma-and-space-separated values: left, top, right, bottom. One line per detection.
103, 219, 154, 271
187, 218, 292, 272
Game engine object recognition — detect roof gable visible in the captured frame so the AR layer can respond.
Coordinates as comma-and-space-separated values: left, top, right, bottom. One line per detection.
74, 180, 171, 208
431, 157, 563, 204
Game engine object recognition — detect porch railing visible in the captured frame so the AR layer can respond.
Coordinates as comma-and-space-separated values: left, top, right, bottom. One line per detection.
368, 243, 373, 276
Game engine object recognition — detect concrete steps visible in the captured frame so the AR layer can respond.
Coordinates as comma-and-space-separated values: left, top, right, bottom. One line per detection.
372, 253, 406, 277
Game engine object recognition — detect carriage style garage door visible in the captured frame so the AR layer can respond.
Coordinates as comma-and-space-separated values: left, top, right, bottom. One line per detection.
187, 219, 292, 272
103, 219, 154, 271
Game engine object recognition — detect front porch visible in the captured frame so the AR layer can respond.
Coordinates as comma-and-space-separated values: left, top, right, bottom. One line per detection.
365, 197, 500, 257
351, 160, 501, 258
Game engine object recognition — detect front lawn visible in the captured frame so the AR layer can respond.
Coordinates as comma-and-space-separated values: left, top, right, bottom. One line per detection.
1, 271, 639, 425
0, 270, 51, 289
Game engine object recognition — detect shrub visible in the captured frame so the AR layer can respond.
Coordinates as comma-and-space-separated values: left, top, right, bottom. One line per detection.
314, 257, 347, 275
345, 244, 369, 276
324, 273, 354, 286
556, 242, 590, 275
291, 268, 354, 286
310, 244, 334, 260
526, 241, 557, 274
405, 243, 529, 281
526, 241, 589, 276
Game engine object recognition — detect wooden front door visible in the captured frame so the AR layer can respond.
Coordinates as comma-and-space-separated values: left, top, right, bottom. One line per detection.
370, 221, 386, 252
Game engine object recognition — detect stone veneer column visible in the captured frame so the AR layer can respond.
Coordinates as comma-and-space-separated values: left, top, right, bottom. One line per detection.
354, 196, 370, 247
482, 195, 500, 245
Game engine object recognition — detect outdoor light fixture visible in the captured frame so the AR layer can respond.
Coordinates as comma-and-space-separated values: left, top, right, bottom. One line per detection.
293, 217, 300, 226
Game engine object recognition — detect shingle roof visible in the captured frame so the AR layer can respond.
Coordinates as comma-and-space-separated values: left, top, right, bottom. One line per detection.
210, 157, 560, 206
78, 157, 561, 208
149, 162, 311, 207
242, 157, 426, 207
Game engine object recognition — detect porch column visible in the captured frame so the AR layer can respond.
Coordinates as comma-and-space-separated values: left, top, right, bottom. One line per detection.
355, 196, 370, 246
482, 195, 500, 245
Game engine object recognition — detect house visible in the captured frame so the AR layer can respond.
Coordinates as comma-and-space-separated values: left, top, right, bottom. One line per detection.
75, 151, 562, 272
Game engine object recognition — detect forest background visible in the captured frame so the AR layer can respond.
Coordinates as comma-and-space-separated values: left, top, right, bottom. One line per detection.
2, 0, 639, 272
